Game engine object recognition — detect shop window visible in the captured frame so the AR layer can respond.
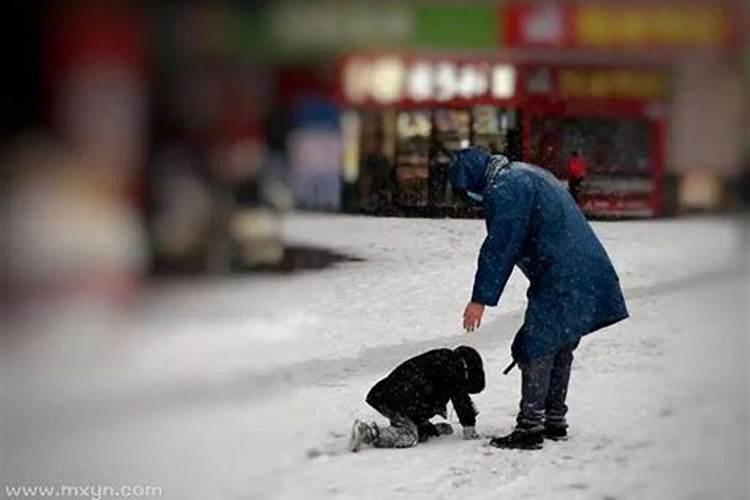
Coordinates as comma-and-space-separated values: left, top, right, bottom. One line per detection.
395, 110, 431, 206
355, 106, 523, 211
531, 116, 651, 183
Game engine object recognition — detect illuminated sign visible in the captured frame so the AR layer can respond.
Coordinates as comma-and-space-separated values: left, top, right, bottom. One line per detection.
523, 66, 668, 101
558, 69, 667, 100
503, 1, 735, 50
342, 57, 516, 105
576, 4, 732, 48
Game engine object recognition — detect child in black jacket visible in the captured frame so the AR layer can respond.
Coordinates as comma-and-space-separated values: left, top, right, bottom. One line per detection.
349, 346, 485, 452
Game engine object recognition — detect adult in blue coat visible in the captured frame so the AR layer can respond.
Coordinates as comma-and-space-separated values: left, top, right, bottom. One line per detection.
448, 147, 628, 449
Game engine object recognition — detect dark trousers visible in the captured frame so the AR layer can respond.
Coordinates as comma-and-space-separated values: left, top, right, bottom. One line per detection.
516, 341, 579, 432
569, 178, 584, 204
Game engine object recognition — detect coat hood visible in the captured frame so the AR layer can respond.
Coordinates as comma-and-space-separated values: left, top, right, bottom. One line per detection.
448, 148, 510, 194
447, 148, 490, 193
454, 345, 485, 394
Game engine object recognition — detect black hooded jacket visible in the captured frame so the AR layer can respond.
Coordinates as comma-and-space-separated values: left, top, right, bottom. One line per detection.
366, 347, 484, 427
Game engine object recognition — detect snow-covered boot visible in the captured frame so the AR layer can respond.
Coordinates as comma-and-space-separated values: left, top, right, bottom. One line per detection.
489, 428, 543, 450
349, 420, 378, 452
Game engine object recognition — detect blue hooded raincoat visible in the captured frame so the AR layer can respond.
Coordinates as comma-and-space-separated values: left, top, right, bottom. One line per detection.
449, 148, 628, 364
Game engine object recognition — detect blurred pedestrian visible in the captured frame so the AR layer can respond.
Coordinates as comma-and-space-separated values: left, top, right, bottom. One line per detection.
566, 150, 587, 204
448, 148, 628, 450
366, 151, 395, 213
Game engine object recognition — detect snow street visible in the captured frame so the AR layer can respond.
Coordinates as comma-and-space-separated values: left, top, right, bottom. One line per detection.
2, 214, 748, 500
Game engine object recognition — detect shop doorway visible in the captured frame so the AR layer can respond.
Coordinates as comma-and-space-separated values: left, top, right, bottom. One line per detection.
374, 106, 522, 212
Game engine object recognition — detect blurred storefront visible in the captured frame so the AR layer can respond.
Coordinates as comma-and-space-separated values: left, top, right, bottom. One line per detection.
12, 0, 744, 283
43, 0, 741, 225
339, 57, 668, 216
336, 0, 744, 217
339, 56, 520, 214
521, 66, 667, 217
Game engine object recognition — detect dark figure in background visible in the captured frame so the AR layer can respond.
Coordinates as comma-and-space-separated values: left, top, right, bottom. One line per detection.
366, 152, 395, 213
349, 346, 485, 452
739, 164, 750, 208
449, 148, 628, 450
566, 150, 588, 205
504, 129, 523, 162
428, 150, 451, 207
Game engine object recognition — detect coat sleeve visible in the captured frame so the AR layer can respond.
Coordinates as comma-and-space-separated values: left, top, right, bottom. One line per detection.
471, 177, 533, 306
450, 391, 478, 427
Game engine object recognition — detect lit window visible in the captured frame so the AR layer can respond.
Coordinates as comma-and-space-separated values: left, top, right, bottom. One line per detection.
370, 57, 405, 104
492, 65, 516, 99
406, 62, 433, 101
343, 58, 371, 103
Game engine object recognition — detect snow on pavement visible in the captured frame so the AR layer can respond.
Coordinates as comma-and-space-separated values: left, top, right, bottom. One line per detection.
2, 214, 747, 499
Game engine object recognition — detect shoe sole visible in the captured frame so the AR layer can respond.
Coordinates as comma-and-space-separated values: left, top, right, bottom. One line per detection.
488, 439, 543, 450
544, 435, 568, 441
349, 421, 364, 452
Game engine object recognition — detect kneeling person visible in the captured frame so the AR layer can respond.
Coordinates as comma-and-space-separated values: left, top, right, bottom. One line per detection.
349, 346, 484, 452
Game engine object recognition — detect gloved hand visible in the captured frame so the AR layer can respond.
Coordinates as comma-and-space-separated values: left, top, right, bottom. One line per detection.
463, 426, 481, 440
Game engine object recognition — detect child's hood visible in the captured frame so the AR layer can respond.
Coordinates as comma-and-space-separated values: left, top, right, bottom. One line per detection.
454, 346, 485, 394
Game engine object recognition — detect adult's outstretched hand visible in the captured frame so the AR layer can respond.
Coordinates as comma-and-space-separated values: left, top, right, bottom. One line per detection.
463, 302, 485, 332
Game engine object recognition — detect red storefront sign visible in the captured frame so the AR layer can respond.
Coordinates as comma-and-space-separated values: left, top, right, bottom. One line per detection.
526, 66, 667, 98
502, 1, 737, 51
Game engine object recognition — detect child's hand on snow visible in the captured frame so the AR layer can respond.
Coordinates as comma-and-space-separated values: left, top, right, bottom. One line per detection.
462, 426, 481, 440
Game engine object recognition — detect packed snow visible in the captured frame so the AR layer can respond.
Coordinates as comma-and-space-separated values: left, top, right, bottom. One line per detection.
2, 214, 748, 499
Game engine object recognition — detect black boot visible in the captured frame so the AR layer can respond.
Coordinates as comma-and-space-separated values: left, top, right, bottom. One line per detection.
489, 428, 543, 450
543, 424, 567, 441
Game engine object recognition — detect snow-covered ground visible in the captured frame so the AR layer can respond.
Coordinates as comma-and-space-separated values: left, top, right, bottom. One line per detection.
2, 214, 748, 499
